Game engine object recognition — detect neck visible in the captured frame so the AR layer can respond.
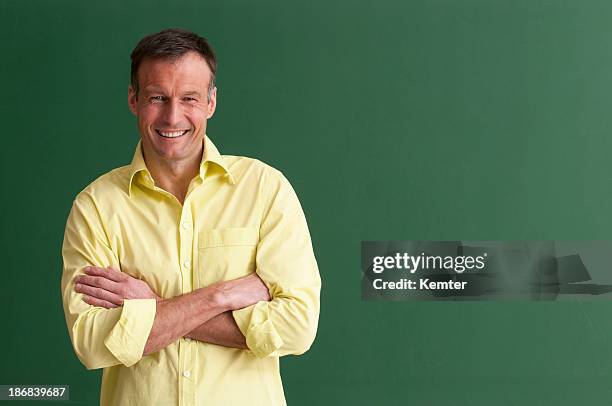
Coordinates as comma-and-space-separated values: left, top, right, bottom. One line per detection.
143, 147, 203, 205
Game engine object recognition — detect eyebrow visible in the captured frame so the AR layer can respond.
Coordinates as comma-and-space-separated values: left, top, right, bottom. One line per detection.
143, 86, 202, 98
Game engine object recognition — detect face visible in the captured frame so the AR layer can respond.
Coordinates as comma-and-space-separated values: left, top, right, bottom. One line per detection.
128, 51, 216, 166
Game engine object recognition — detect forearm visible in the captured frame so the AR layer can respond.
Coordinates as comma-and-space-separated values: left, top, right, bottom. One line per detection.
143, 273, 268, 355
143, 286, 229, 355
185, 312, 247, 349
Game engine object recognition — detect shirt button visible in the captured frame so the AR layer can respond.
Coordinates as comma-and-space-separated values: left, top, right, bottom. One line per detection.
181, 221, 190, 231
185, 337, 192, 343
183, 259, 191, 269
183, 371, 191, 378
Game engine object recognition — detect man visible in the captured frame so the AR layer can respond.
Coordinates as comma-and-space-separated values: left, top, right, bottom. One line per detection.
60, 28, 321, 406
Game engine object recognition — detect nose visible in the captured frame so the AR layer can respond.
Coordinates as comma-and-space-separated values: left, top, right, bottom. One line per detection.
161, 99, 182, 127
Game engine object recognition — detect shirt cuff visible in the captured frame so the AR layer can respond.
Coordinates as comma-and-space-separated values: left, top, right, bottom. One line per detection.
104, 299, 157, 367
232, 301, 284, 358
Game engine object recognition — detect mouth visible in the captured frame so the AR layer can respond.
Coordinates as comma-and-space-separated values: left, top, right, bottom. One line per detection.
155, 129, 190, 138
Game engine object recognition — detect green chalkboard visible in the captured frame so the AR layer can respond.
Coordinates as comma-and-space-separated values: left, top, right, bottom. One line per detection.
2, 0, 612, 404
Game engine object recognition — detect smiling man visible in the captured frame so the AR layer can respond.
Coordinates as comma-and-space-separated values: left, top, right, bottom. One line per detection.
60, 28, 321, 406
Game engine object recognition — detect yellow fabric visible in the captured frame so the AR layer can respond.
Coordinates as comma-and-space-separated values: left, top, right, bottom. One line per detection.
60, 136, 321, 406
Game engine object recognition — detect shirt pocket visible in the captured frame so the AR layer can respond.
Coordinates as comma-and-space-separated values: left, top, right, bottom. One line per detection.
196, 227, 259, 288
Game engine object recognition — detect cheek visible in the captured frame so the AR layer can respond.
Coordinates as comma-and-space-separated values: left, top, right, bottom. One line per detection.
188, 111, 208, 128
138, 106, 159, 127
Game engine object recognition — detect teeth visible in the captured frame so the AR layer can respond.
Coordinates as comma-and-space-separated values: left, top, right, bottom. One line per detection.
157, 130, 188, 138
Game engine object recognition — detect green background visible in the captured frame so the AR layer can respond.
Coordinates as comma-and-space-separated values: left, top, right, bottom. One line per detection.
3, 0, 612, 404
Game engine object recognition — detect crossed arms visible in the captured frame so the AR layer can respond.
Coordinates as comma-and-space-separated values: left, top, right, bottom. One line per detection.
74, 266, 270, 353
61, 172, 321, 370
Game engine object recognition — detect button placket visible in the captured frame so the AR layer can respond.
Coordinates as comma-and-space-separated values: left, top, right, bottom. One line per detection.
179, 206, 193, 294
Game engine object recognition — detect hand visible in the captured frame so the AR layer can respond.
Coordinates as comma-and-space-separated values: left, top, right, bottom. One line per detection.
213, 273, 271, 310
74, 266, 161, 309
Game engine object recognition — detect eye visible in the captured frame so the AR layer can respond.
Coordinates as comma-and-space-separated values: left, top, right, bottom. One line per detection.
183, 97, 197, 103
150, 96, 165, 103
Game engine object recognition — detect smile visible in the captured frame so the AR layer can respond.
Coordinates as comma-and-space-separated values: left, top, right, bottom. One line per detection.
155, 129, 190, 138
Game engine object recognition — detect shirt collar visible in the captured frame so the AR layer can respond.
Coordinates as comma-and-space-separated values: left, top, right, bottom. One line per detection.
128, 135, 235, 197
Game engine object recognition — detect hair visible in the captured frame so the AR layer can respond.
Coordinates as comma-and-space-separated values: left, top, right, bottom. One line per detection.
130, 28, 217, 100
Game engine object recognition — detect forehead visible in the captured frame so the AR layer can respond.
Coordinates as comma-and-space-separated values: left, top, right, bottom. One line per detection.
138, 52, 212, 92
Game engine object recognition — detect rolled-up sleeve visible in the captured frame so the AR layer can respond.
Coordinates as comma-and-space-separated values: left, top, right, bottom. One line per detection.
61, 192, 156, 370
233, 170, 321, 358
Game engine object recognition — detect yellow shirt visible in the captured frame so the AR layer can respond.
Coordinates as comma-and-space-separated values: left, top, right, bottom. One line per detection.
60, 136, 321, 406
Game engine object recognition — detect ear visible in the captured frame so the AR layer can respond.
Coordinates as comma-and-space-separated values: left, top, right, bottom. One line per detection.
127, 85, 138, 116
206, 86, 217, 119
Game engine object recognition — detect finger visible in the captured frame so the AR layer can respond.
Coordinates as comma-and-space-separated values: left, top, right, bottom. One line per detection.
106, 266, 129, 282
77, 274, 120, 294
84, 266, 126, 282
254, 273, 271, 301
82, 295, 119, 309
75, 283, 124, 306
